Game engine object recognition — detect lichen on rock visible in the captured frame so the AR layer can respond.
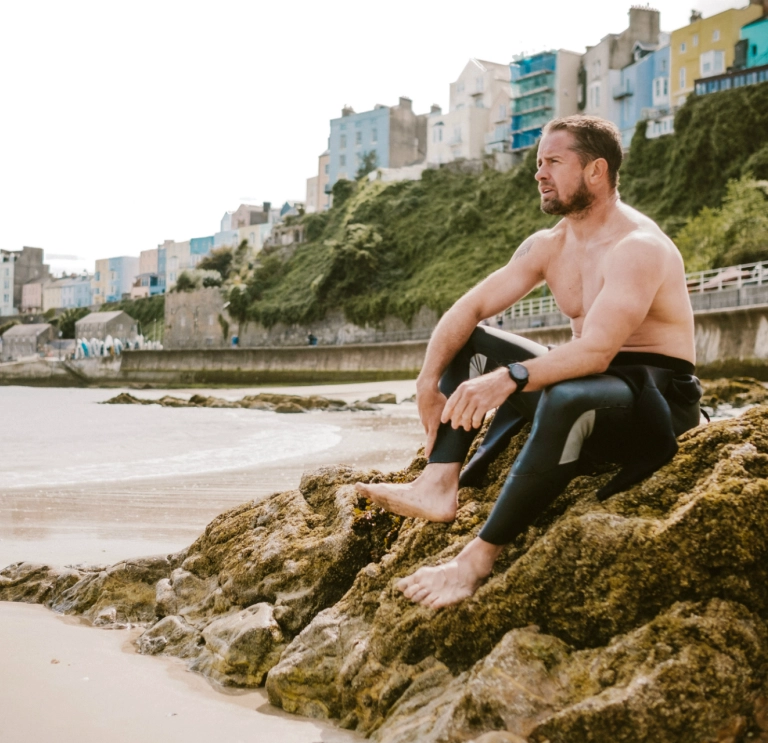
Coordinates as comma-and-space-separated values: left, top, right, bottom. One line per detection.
4, 406, 768, 741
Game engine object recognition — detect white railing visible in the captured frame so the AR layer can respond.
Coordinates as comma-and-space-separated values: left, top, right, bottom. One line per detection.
504, 260, 768, 322
684, 260, 768, 293
504, 294, 561, 319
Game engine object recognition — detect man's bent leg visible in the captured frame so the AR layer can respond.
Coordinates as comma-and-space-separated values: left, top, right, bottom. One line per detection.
399, 375, 634, 608
356, 326, 547, 521
479, 375, 634, 544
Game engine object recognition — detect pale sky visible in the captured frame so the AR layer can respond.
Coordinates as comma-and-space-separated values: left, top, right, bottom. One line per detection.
0, 0, 747, 275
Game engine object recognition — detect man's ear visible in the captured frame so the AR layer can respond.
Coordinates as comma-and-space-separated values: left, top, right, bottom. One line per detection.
586, 157, 609, 185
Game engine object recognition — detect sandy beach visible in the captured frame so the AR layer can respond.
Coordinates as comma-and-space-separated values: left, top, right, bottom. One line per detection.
0, 379, 421, 743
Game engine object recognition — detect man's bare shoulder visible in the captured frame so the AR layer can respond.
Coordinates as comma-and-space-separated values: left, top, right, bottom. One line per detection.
616, 201, 678, 250
511, 225, 564, 264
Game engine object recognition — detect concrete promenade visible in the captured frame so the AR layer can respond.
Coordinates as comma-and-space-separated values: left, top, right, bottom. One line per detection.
4, 302, 768, 385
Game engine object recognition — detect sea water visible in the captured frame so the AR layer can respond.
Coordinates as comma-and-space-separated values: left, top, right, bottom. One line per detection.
0, 386, 342, 489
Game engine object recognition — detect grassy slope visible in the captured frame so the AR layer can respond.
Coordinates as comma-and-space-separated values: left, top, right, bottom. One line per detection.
239, 82, 768, 329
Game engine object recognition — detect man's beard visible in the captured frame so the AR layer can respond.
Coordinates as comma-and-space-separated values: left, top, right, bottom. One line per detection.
540, 177, 595, 216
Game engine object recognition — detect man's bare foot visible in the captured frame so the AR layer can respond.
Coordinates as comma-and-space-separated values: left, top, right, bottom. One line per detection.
355, 462, 461, 522
396, 537, 503, 609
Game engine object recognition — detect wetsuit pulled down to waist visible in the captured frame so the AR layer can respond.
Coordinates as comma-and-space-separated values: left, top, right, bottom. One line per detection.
428, 325, 702, 546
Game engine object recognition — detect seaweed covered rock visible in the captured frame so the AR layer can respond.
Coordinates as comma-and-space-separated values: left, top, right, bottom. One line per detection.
4, 408, 768, 741
700, 377, 768, 417
266, 407, 768, 741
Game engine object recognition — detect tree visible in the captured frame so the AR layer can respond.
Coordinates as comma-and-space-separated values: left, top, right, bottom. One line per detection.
356, 151, 379, 180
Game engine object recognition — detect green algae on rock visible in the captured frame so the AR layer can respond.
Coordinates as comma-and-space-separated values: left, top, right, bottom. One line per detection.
4, 408, 768, 742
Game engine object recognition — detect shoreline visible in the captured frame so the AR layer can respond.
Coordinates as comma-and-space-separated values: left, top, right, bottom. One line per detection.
0, 379, 419, 743
0, 602, 362, 743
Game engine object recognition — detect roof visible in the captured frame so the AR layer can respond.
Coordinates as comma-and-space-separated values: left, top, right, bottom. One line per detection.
2, 323, 52, 338
75, 311, 135, 325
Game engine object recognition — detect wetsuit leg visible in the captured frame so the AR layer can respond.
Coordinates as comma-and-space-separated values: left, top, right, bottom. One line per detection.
478, 375, 635, 545
428, 325, 548, 466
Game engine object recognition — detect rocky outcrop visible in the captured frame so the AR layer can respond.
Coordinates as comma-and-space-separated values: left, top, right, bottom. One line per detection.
101, 391, 401, 412
4, 406, 768, 742
700, 377, 768, 417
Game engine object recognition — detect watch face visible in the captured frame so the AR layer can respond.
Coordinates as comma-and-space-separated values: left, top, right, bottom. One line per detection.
509, 364, 528, 383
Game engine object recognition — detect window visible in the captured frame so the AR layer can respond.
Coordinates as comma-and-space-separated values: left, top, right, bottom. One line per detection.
664, 78, 668, 95
693, 34, 699, 47
432, 124, 443, 142
475, 76, 484, 92
324, 164, 329, 174
475, 98, 484, 107
661, 58, 667, 72
3, 294, 8, 304
453, 125, 462, 142
456, 81, 465, 93
340, 134, 346, 148
339, 154, 346, 167
498, 104, 506, 119
680, 42, 686, 53
355, 131, 362, 146
371, 127, 378, 143
589, 81, 601, 108
712, 29, 720, 41
679, 66, 686, 89
700, 50, 725, 78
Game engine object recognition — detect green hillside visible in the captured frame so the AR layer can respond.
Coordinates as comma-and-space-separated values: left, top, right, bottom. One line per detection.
229, 82, 768, 329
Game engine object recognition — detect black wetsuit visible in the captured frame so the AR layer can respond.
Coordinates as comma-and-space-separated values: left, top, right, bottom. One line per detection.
429, 325, 702, 545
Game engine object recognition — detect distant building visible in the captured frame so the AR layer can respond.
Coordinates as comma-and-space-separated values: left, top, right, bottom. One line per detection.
305, 175, 319, 213
92, 256, 140, 304
327, 97, 428, 190
318, 151, 331, 208
1, 323, 55, 361
190, 235, 215, 265
213, 212, 240, 249
0, 250, 14, 316
7, 247, 49, 310
232, 204, 278, 253
741, 15, 768, 69
21, 280, 47, 313
579, 5, 661, 136
426, 59, 512, 165
43, 275, 93, 311
670, 2, 762, 107
509, 49, 581, 158
75, 310, 138, 341
614, 35, 671, 147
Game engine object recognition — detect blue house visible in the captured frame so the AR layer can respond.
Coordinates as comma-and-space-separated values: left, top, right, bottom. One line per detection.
327, 97, 427, 191
742, 16, 768, 69
190, 235, 214, 259
615, 42, 670, 148
328, 104, 390, 189
509, 49, 581, 158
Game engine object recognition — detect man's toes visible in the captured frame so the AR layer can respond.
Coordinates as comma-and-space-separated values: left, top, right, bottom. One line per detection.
395, 575, 415, 593
409, 585, 432, 604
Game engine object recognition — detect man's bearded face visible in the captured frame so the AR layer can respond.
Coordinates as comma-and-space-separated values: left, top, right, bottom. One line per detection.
539, 173, 595, 216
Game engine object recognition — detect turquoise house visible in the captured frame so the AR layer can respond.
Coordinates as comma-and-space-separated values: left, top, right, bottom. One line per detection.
742, 16, 768, 68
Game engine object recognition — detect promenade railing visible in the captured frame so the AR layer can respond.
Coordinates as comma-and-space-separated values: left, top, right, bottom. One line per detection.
502, 259, 768, 331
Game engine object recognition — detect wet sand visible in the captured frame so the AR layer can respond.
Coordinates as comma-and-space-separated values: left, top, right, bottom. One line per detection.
0, 379, 420, 743
0, 379, 421, 567
0, 603, 360, 743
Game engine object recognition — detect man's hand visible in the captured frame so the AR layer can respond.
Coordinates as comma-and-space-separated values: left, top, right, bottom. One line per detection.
441, 368, 516, 432
417, 385, 449, 458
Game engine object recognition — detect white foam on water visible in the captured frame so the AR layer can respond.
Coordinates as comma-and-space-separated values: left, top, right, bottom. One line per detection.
0, 387, 342, 489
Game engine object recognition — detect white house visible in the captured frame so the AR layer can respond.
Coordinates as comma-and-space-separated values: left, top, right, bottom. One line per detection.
427, 59, 512, 165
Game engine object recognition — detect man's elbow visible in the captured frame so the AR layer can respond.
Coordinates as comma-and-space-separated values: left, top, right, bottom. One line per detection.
589, 348, 616, 375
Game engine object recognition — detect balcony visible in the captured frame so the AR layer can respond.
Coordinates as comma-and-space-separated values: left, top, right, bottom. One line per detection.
612, 80, 634, 99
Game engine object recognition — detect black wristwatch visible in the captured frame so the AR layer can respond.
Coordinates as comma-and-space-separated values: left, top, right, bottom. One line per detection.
507, 363, 529, 394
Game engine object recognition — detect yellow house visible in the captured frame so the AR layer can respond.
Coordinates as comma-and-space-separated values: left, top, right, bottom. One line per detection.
670, 2, 763, 107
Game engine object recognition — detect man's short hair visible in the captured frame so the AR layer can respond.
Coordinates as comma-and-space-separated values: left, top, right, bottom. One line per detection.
542, 115, 623, 189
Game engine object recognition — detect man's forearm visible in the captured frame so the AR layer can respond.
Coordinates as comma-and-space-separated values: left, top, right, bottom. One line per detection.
417, 298, 483, 390
523, 337, 613, 391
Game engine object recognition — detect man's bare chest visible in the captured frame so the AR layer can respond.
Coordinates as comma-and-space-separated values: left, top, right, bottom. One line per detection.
543, 251, 605, 321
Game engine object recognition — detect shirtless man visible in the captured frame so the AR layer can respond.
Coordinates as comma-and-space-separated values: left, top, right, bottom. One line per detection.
356, 115, 701, 610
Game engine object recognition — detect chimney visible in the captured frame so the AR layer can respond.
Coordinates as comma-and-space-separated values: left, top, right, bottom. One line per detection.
430, 104, 442, 114
341, 105, 355, 117
263, 201, 271, 213
690, 9, 702, 23
398, 96, 413, 110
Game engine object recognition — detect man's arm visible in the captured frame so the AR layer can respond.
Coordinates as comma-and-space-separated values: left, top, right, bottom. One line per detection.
442, 234, 668, 431
417, 233, 547, 455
